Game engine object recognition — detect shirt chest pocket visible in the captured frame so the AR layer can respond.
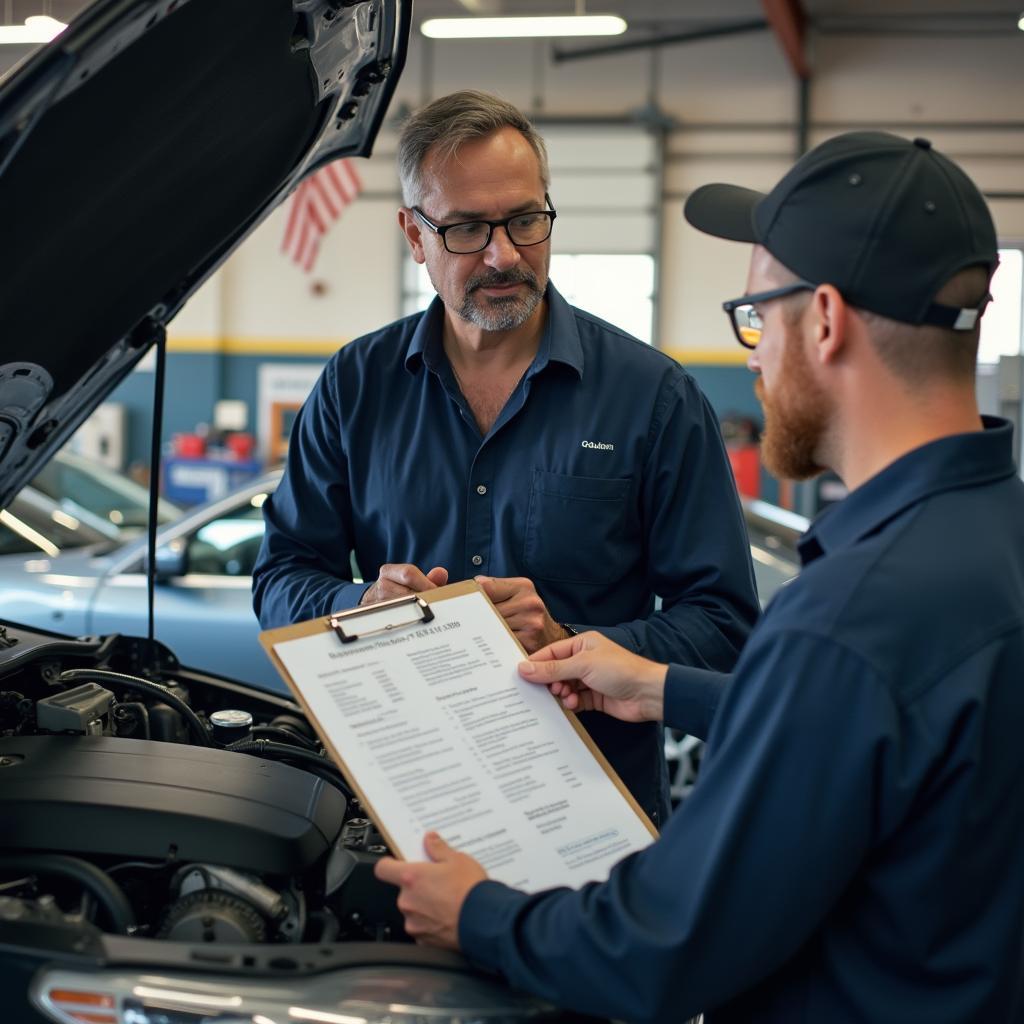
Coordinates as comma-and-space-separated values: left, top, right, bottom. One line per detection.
523, 469, 634, 584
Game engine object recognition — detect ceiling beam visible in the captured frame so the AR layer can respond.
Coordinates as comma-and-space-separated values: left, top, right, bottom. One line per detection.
454, 0, 502, 11
761, 0, 810, 80
553, 18, 768, 64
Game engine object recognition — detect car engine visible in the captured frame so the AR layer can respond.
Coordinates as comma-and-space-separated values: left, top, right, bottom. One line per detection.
0, 622, 404, 947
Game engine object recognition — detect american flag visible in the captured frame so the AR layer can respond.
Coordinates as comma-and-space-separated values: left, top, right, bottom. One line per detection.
281, 158, 363, 273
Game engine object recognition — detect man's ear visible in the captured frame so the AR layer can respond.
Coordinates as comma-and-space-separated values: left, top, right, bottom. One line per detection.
811, 284, 847, 365
398, 207, 426, 265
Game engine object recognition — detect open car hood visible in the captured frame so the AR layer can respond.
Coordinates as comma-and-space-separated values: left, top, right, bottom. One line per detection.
0, 0, 410, 508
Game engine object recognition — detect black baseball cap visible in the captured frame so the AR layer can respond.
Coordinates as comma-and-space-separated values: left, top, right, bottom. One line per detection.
684, 131, 998, 330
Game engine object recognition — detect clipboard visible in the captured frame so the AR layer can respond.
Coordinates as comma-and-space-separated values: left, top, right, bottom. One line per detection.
327, 592, 435, 643
259, 579, 658, 873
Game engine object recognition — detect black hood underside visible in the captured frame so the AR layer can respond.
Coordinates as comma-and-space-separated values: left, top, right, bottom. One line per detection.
0, 0, 409, 507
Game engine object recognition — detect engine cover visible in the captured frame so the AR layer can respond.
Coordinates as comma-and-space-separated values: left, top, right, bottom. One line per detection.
0, 735, 346, 873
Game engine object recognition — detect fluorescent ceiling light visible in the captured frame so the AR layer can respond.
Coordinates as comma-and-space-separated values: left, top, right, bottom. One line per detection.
421, 15, 627, 39
1018, 12, 1024, 30
0, 15, 67, 45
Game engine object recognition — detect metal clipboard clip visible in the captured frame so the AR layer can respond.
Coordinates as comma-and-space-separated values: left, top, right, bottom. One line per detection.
327, 594, 435, 644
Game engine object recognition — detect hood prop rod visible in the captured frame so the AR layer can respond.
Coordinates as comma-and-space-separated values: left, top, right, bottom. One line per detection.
146, 330, 167, 644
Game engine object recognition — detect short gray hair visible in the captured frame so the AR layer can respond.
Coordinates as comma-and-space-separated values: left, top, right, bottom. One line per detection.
397, 90, 550, 206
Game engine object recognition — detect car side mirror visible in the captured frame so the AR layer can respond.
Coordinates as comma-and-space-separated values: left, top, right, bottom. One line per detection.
152, 538, 188, 581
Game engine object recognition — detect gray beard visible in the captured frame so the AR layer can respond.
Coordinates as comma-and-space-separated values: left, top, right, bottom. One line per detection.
457, 268, 544, 331
458, 286, 543, 331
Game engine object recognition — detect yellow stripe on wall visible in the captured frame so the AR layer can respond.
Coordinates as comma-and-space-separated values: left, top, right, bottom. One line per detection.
166, 336, 746, 366
662, 347, 750, 366
166, 335, 349, 356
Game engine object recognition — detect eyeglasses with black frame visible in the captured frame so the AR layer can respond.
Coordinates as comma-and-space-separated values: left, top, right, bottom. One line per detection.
411, 194, 557, 254
722, 280, 817, 349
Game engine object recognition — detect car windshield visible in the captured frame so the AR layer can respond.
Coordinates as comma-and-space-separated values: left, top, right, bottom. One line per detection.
0, 486, 117, 557
29, 451, 180, 534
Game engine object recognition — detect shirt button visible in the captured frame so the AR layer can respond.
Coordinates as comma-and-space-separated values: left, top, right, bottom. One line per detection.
471, 555, 483, 566
476, 484, 487, 495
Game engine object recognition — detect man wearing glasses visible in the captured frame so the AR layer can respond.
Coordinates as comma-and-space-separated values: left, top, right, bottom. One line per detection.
253, 90, 759, 826
375, 132, 1024, 1022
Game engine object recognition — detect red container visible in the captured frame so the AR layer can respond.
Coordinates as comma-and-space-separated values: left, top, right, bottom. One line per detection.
226, 432, 255, 460
174, 433, 206, 458
727, 444, 760, 499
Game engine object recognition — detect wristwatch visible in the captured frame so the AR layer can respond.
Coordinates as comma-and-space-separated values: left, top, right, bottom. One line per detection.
560, 622, 579, 638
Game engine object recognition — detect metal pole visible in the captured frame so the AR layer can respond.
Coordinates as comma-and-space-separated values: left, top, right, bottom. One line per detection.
651, 122, 668, 350
531, 38, 545, 115
648, 48, 666, 350
419, 35, 433, 107
797, 76, 810, 156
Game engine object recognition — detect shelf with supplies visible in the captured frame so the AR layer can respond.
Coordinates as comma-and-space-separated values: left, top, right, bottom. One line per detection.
162, 456, 265, 505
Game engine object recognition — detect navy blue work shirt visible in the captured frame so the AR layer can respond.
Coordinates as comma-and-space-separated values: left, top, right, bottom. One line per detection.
253, 284, 759, 822
460, 418, 1024, 1023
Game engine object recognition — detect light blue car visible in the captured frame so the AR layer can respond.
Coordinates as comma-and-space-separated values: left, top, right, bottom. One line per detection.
0, 463, 803, 698
0, 449, 180, 558
0, 471, 286, 693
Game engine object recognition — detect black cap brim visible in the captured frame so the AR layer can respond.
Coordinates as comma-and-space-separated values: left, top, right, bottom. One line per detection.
683, 183, 765, 243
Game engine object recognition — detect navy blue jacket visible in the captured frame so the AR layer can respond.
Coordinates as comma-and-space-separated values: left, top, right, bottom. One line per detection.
460, 418, 1024, 1023
252, 285, 759, 822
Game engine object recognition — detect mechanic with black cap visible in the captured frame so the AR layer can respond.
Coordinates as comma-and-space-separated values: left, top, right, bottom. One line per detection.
374, 132, 1024, 1023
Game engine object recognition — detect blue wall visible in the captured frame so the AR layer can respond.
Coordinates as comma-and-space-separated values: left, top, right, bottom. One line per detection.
112, 352, 329, 468
113, 351, 778, 503
685, 363, 779, 505
685, 364, 759, 423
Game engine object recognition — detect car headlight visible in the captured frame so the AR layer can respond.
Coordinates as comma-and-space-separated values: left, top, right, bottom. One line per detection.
32, 964, 560, 1024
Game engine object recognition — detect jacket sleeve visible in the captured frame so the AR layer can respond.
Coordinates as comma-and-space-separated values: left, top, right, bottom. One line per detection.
252, 358, 369, 628
662, 664, 732, 739
458, 631, 896, 1022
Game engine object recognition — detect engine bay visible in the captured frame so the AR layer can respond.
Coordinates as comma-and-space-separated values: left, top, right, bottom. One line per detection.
0, 621, 405, 948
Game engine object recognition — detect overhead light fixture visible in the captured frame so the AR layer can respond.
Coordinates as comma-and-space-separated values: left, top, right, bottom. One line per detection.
421, 14, 627, 39
0, 15, 67, 45
1018, 11, 1024, 30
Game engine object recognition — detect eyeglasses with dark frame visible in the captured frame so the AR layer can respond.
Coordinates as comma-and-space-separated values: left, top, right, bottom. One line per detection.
722, 280, 818, 349
411, 194, 557, 255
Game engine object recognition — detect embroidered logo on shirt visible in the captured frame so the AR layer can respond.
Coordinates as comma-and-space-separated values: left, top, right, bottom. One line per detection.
581, 440, 615, 451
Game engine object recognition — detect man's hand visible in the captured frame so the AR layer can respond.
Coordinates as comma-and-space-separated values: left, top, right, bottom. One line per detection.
361, 564, 449, 606
373, 832, 487, 950
476, 575, 567, 653
519, 631, 668, 723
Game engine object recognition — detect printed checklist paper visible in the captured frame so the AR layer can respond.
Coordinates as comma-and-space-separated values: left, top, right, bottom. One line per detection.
266, 585, 655, 892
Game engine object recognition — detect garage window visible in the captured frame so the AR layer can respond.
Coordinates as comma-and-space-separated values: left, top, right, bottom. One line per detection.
550, 253, 654, 343
979, 247, 1023, 365
402, 253, 654, 343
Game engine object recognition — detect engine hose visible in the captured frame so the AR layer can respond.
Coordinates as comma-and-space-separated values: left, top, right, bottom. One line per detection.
248, 725, 320, 751
0, 854, 135, 935
229, 740, 353, 802
58, 669, 211, 747
308, 908, 340, 943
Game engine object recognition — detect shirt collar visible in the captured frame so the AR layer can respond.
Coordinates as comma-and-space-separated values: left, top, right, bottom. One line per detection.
403, 281, 585, 380
798, 416, 1017, 567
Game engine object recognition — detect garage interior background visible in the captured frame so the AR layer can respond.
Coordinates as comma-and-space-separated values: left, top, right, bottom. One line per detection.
2, 0, 1022, 510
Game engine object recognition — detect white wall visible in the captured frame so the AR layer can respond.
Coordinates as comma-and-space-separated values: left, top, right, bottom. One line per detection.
167, 23, 1024, 360
168, 146, 405, 348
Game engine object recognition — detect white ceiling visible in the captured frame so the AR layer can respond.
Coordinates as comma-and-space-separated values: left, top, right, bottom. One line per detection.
412, 0, 1022, 32
4, 0, 1024, 33
1, 1, 1020, 76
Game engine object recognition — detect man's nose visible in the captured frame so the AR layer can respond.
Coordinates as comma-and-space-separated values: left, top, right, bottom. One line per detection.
483, 225, 520, 269
747, 348, 760, 373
